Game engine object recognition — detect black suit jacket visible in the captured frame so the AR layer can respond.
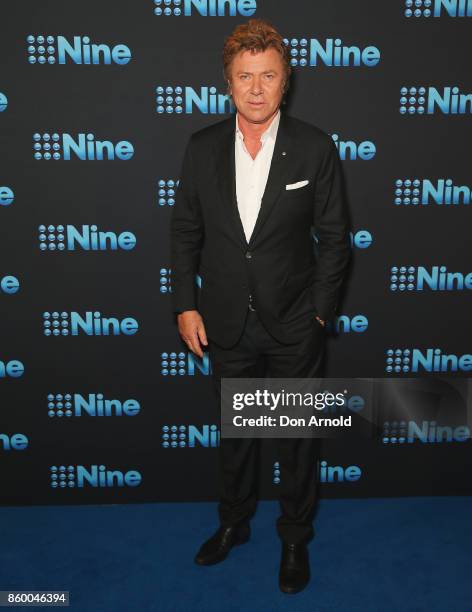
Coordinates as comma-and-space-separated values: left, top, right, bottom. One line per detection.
170, 110, 351, 348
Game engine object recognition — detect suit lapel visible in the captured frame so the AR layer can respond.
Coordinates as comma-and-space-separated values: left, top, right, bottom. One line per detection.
248, 111, 293, 247
214, 120, 248, 248
214, 110, 294, 250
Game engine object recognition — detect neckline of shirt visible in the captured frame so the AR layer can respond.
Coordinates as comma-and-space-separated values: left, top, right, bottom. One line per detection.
235, 109, 281, 146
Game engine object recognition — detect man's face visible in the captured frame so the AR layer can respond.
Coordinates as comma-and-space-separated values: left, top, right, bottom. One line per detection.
228, 47, 286, 124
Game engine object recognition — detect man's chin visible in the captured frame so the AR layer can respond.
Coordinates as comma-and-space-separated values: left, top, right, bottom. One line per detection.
239, 106, 276, 124
249, 104, 267, 114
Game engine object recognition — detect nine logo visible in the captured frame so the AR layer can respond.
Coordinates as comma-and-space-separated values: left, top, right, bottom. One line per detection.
394, 178, 471, 205
33, 133, 134, 161
404, 0, 472, 18
38, 225, 136, 251
42, 311, 139, 336
27, 35, 131, 65
386, 348, 472, 373
390, 266, 472, 291
50, 465, 141, 488
400, 86, 472, 114
274, 460, 362, 484
162, 424, 220, 447
382, 419, 470, 443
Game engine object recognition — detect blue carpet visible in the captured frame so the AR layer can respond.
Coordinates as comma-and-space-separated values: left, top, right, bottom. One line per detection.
1, 497, 470, 611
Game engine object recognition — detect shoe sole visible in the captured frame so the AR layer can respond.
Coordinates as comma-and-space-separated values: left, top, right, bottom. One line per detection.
194, 530, 250, 566
279, 581, 309, 595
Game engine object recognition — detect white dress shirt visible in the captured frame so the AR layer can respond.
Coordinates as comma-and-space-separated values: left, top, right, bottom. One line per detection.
235, 109, 280, 243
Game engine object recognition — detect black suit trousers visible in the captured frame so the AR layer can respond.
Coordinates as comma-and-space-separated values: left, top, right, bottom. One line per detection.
208, 306, 325, 545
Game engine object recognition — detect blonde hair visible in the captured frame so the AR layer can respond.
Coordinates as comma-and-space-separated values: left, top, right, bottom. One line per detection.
223, 18, 291, 94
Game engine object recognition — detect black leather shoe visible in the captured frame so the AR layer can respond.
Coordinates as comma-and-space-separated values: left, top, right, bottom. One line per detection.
278, 542, 310, 594
194, 523, 250, 566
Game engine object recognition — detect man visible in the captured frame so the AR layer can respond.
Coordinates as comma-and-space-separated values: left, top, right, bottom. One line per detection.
170, 18, 351, 594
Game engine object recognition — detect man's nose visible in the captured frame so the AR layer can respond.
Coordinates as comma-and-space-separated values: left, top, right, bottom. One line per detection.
250, 76, 263, 94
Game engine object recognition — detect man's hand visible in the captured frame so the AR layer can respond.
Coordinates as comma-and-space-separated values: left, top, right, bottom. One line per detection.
177, 310, 208, 358
315, 315, 325, 327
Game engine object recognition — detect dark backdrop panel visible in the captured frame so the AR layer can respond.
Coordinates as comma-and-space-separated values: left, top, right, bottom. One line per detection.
1, 1, 471, 504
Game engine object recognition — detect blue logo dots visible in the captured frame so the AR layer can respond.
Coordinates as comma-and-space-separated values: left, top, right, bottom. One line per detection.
273, 461, 281, 484
50, 465, 75, 488
162, 424, 187, 448
282, 38, 308, 67
382, 420, 408, 444
385, 348, 411, 373
156, 86, 184, 113
47, 393, 74, 418
38, 224, 66, 251
390, 266, 416, 291
404, 0, 432, 18
157, 178, 179, 205
394, 178, 422, 205
43, 311, 70, 336
33, 133, 61, 160
159, 268, 172, 294
154, 0, 182, 16
161, 351, 186, 375
399, 86, 427, 114
27, 34, 56, 64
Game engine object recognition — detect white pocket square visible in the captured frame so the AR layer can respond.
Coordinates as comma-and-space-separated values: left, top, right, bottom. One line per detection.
285, 180, 309, 190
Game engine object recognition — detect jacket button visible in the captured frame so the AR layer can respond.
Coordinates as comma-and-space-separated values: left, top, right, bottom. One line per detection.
245, 251, 252, 259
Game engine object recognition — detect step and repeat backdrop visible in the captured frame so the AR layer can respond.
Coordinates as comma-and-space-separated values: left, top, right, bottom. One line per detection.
1, 1, 471, 505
